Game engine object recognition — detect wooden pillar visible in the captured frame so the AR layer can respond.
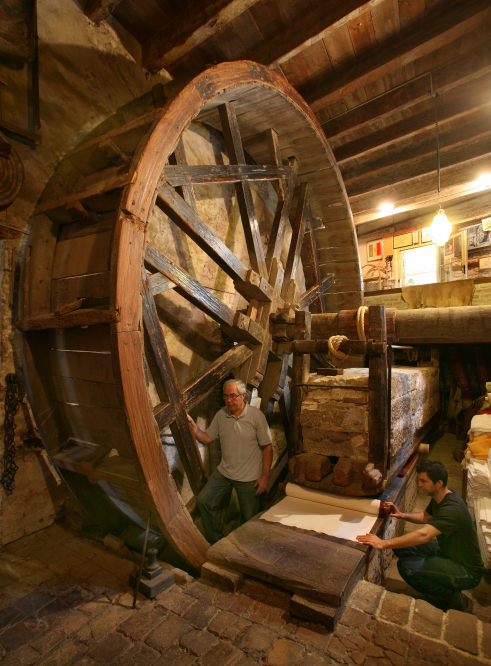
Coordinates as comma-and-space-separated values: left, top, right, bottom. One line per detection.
289, 310, 311, 457
367, 305, 388, 478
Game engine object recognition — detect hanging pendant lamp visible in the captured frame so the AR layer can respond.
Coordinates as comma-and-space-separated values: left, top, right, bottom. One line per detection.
428, 92, 452, 246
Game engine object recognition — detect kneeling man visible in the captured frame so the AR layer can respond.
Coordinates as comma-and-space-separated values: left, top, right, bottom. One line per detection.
357, 460, 483, 611
187, 379, 273, 545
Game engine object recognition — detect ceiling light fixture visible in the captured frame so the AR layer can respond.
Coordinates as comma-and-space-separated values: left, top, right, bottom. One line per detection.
379, 203, 394, 215
428, 92, 452, 246
477, 174, 491, 188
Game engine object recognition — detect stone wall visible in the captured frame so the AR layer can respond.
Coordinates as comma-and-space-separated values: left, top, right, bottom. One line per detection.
0, 0, 171, 544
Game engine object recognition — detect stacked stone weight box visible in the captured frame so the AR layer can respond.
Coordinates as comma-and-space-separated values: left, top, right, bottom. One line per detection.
291, 366, 439, 496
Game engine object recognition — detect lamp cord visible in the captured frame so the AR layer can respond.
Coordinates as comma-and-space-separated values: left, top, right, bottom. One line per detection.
433, 91, 441, 209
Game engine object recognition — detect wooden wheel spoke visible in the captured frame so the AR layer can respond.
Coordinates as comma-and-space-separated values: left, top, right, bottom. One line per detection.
299, 274, 333, 311
161, 164, 294, 187
154, 344, 253, 432
156, 183, 272, 303
218, 102, 268, 280
281, 182, 310, 304
303, 202, 327, 314
141, 268, 207, 495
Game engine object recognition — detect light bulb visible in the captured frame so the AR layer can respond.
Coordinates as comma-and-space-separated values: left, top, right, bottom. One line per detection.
379, 203, 394, 215
477, 174, 491, 188
428, 209, 452, 246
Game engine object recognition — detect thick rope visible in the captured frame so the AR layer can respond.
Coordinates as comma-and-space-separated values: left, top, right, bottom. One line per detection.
328, 335, 348, 361
356, 305, 368, 342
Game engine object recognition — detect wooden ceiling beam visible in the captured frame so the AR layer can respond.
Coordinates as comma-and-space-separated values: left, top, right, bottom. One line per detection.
351, 158, 491, 220
84, 0, 123, 23
346, 135, 491, 198
142, 0, 261, 74
322, 39, 491, 140
342, 115, 491, 185
334, 74, 491, 163
299, 0, 491, 112
251, 0, 377, 67
357, 190, 491, 240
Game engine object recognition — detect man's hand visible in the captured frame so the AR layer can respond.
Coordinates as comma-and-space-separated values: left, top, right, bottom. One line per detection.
356, 534, 386, 550
385, 502, 403, 518
186, 414, 198, 435
254, 475, 268, 495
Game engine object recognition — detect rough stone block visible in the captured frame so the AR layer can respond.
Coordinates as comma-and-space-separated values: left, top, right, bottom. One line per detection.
200, 640, 243, 666
289, 595, 337, 630
146, 614, 193, 650
153, 645, 196, 666
407, 632, 447, 666
88, 632, 132, 662
180, 628, 217, 656
182, 599, 219, 629
157, 586, 197, 615
207, 610, 238, 637
372, 620, 409, 656
88, 604, 132, 641
119, 607, 166, 640
266, 638, 305, 666
411, 599, 443, 639
201, 562, 243, 593
379, 592, 412, 626
0, 617, 49, 653
348, 581, 384, 615
239, 624, 277, 653
481, 621, 491, 660
444, 610, 478, 655
333, 458, 353, 486
113, 643, 160, 666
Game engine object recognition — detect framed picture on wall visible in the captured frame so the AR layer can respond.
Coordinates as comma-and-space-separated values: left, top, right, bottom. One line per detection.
393, 232, 413, 249
421, 227, 432, 243
412, 230, 420, 245
367, 239, 383, 261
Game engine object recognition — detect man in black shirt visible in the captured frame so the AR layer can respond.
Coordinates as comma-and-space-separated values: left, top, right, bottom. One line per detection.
357, 460, 483, 612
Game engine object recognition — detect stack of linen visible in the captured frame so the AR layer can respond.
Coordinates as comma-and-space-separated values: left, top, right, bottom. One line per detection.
466, 457, 491, 515
474, 495, 491, 569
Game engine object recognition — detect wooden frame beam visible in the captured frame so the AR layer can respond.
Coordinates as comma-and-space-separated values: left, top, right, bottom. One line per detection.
302, 202, 326, 314
300, 0, 491, 111
281, 183, 309, 302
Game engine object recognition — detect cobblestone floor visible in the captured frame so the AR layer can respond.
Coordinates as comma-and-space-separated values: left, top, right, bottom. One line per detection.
1, 520, 490, 666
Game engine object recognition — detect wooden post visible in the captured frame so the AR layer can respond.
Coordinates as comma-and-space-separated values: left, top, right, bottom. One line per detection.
289, 310, 311, 458
367, 305, 388, 478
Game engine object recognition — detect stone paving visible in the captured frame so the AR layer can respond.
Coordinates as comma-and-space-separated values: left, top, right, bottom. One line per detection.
0, 520, 490, 666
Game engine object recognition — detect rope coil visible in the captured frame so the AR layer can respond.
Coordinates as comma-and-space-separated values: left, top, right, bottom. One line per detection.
327, 306, 368, 363
356, 305, 368, 342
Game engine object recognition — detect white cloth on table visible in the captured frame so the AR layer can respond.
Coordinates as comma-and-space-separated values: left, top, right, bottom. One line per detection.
470, 414, 491, 437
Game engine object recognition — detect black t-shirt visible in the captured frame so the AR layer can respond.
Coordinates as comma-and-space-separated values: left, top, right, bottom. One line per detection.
426, 489, 484, 574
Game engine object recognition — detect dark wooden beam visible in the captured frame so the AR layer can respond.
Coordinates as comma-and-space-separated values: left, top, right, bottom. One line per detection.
303, 203, 326, 313
322, 40, 491, 139
161, 164, 294, 186
142, 0, 260, 74
171, 138, 199, 214
299, 274, 333, 311
347, 135, 491, 198
84, 0, 123, 23
334, 75, 491, 163
343, 116, 491, 186
281, 183, 309, 303
141, 272, 207, 495
154, 344, 253, 431
17, 309, 120, 331
300, 0, 491, 111
219, 103, 268, 279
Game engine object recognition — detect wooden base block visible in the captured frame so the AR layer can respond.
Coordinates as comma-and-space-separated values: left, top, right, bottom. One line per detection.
201, 561, 244, 592
290, 594, 341, 630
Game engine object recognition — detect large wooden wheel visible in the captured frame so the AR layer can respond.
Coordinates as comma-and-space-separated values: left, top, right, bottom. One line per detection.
19, 62, 361, 569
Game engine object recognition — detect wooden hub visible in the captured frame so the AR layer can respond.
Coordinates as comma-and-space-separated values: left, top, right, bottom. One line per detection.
19, 61, 361, 568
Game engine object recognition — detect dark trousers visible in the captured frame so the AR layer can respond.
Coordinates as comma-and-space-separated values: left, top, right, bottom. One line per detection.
394, 542, 482, 611
196, 470, 259, 545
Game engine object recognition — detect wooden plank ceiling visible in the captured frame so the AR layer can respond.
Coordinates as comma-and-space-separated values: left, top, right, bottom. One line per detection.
86, 0, 491, 241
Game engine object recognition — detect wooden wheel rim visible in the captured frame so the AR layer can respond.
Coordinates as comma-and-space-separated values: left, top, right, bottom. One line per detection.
21, 61, 361, 569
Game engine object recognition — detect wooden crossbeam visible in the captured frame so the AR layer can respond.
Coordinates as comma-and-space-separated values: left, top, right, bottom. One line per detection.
154, 344, 254, 432
17, 309, 120, 331
300, 0, 491, 111
334, 75, 491, 163
281, 183, 309, 303
299, 274, 334, 311
141, 271, 207, 495
322, 40, 491, 139
142, 0, 261, 74
147, 273, 176, 296
156, 183, 271, 303
161, 164, 294, 186
343, 116, 491, 187
84, 0, 123, 22
219, 103, 268, 279
145, 243, 235, 328
170, 138, 199, 215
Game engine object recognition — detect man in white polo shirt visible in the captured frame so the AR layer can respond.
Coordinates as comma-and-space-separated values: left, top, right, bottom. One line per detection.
187, 378, 273, 545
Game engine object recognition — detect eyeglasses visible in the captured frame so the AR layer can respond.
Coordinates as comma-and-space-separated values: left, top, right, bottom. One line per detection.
223, 393, 240, 400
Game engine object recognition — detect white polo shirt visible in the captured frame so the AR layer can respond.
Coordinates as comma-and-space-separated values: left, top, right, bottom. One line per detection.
205, 403, 272, 482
